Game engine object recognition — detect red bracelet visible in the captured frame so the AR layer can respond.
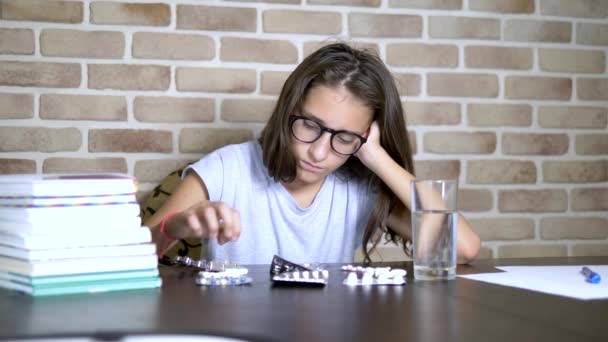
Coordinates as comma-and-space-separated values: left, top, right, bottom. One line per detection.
159, 211, 179, 257
159, 211, 179, 241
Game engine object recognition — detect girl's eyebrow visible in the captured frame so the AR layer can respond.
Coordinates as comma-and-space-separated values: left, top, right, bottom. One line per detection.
301, 109, 366, 136
300, 110, 326, 125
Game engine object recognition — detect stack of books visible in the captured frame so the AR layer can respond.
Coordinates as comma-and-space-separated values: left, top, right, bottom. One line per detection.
0, 173, 161, 296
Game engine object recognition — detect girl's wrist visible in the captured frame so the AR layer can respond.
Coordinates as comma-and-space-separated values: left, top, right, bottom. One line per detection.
159, 211, 179, 241
158, 211, 180, 257
358, 144, 389, 172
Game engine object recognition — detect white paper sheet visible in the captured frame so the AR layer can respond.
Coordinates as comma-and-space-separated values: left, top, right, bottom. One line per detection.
458, 265, 608, 300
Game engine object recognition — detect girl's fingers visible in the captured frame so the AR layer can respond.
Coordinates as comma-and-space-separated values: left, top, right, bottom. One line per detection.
213, 202, 242, 242
163, 211, 202, 239
181, 201, 241, 244
201, 205, 221, 240
214, 202, 232, 239
184, 211, 203, 237
232, 210, 241, 240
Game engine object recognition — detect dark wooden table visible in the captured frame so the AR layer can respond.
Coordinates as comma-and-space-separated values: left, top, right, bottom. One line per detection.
1, 257, 607, 342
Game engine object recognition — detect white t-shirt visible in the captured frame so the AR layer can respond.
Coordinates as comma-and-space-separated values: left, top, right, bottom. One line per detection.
184, 141, 375, 265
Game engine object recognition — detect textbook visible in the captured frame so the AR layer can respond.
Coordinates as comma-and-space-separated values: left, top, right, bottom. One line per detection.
0, 194, 137, 207
0, 227, 152, 250
0, 216, 143, 235
0, 173, 161, 296
0, 275, 161, 296
0, 268, 159, 286
0, 254, 159, 277
0, 203, 141, 222
0, 243, 156, 261
0, 173, 138, 197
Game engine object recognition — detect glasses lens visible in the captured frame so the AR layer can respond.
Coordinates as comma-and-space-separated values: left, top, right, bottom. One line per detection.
331, 132, 362, 155
291, 117, 321, 143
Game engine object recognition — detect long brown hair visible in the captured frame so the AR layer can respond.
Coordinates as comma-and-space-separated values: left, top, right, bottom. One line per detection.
259, 43, 415, 262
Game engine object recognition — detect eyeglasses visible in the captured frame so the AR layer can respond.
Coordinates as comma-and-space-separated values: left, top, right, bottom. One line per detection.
289, 115, 367, 155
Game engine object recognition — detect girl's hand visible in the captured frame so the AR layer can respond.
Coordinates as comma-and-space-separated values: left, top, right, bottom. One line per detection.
355, 120, 385, 168
162, 201, 241, 245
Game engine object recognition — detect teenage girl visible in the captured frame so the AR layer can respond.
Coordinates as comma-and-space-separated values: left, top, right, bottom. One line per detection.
145, 43, 481, 264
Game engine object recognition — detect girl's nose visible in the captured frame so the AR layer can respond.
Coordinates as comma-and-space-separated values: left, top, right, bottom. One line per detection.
308, 132, 332, 162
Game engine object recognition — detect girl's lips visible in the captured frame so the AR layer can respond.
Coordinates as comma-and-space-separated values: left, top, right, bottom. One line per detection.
301, 160, 323, 172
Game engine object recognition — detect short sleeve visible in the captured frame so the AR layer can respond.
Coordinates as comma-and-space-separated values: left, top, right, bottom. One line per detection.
183, 151, 224, 201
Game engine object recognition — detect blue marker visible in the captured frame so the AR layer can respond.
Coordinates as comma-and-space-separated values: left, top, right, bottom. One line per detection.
581, 266, 601, 284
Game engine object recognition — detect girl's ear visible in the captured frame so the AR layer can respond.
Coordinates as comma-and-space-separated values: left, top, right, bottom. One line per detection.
365, 126, 371, 138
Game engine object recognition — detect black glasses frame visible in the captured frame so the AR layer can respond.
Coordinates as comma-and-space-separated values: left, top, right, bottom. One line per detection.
288, 115, 367, 155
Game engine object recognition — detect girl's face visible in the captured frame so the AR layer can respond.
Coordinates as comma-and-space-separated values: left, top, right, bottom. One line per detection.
288, 85, 373, 188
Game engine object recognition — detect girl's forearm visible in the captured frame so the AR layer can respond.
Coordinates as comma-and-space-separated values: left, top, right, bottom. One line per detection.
360, 147, 480, 263
359, 146, 414, 209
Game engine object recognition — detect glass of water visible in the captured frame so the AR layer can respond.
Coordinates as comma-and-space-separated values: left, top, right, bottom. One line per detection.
410, 179, 458, 280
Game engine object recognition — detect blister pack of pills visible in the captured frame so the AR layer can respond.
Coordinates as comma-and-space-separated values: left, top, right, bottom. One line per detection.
270, 255, 328, 286
160, 255, 252, 286
341, 265, 407, 286
160, 255, 238, 272
195, 268, 253, 286
271, 269, 329, 286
